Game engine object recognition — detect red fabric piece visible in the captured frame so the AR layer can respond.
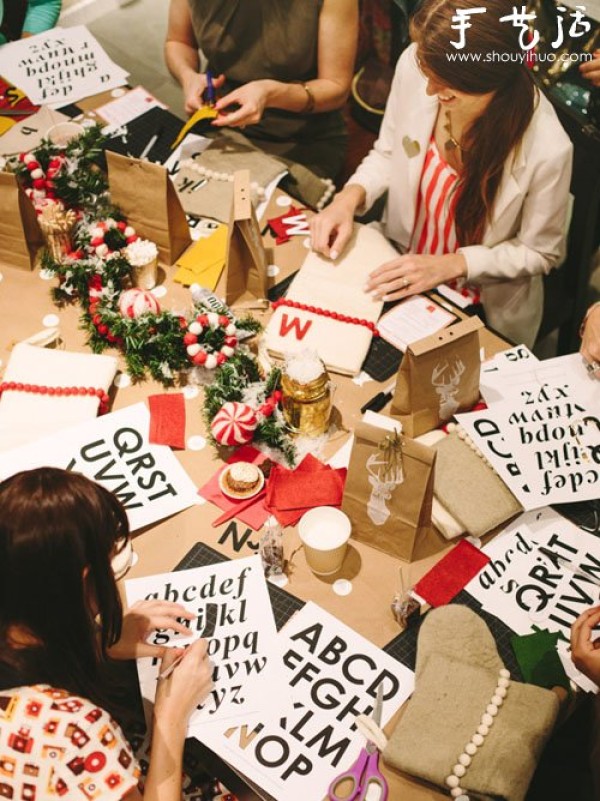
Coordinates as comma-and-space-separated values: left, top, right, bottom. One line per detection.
198, 446, 270, 530
413, 540, 490, 607
265, 454, 347, 526
148, 393, 186, 449
266, 206, 309, 245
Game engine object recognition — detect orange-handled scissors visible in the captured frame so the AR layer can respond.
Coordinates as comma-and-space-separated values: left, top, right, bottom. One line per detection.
328, 685, 388, 801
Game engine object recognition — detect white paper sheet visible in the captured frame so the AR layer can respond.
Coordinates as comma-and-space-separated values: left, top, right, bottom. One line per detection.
465, 510, 600, 640
195, 602, 415, 801
95, 86, 166, 127
378, 295, 456, 351
0, 403, 198, 531
0, 27, 128, 107
125, 556, 288, 728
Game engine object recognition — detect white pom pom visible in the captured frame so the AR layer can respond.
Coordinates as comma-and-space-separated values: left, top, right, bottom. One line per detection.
225, 323, 237, 336
204, 354, 218, 370
90, 227, 104, 239
124, 226, 135, 238
188, 321, 202, 335
207, 312, 219, 328
31, 168, 44, 179
23, 153, 36, 165
96, 244, 109, 257
187, 344, 201, 357
221, 346, 234, 357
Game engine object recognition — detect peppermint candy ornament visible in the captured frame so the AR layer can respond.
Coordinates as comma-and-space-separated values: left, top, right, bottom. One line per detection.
118, 288, 160, 318
211, 402, 258, 446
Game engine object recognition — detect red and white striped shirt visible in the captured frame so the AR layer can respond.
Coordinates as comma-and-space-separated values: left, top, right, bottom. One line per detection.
410, 138, 460, 255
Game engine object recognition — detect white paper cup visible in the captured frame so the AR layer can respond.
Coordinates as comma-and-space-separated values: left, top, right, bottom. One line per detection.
46, 122, 85, 148
298, 507, 351, 576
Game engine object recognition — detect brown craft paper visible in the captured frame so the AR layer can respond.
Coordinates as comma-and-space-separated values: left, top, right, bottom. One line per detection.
391, 316, 483, 437
0, 171, 44, 271
106, 151, 191, 265
342, 422, 442, 563
224, 170, 268, 309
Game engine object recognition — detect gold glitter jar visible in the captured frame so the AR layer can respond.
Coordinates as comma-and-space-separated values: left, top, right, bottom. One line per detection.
281, 367, 332, 437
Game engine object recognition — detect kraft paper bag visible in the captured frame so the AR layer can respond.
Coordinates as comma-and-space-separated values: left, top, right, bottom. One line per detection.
341, 422, 440, 563
391, 315, 483, 437
0, 171, 43, 271
107, 151, 191, 265
224, 170, 268, 309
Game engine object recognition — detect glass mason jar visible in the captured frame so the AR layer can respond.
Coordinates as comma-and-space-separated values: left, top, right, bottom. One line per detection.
281, 368, 332, 437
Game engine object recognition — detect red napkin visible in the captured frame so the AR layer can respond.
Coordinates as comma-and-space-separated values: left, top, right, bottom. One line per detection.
198, 446, 270, 530
266, 454, 347, 527
413, 540, 490, 607
148, 393, 186, 449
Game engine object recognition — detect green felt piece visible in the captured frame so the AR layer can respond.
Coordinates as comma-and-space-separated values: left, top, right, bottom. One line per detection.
511, 631, 570, 690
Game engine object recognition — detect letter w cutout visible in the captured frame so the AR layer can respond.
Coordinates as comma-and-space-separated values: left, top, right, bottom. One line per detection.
279, 313, 312, 340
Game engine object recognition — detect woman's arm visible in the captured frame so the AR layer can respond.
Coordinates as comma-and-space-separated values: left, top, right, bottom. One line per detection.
212, 0, 358, 127
458, 137, 573, 285
22, 0, 62, 36
123, 641, 214, 801
164, 0, 225, 114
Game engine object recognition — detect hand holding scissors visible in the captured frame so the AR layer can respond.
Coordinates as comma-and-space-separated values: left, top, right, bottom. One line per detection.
328, 685, 388, 801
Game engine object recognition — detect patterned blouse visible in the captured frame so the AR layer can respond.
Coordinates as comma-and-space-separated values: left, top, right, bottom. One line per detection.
0, 684, 140, 800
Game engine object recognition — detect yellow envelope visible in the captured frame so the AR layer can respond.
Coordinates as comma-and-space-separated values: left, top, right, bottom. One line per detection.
174, 223, 227, 289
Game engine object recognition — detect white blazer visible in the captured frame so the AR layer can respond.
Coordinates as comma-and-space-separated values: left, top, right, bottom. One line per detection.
350, 44, 573, 347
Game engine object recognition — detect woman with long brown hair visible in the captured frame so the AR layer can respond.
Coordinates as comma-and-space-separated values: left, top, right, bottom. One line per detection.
0, 467, 213, 801
310, 0, 573, 346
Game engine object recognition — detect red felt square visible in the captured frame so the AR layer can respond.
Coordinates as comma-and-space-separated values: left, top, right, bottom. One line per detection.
265, 455, 347, 527
198, 446, 270, 530
148, 393, 186, 449
413, 540, 490, 607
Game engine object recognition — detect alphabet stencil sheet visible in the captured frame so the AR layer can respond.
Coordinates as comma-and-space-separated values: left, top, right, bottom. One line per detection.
126, 556, 289, 728
465, 508, 600, 687
0, 403, 198, 530
197, 602, 415, 801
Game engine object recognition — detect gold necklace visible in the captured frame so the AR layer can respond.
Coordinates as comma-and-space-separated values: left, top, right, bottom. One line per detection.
443, 110, 463, 153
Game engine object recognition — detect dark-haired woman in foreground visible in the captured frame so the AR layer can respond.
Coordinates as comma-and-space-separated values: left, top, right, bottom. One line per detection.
311, 0, 573, 347
0, 467, 213, 800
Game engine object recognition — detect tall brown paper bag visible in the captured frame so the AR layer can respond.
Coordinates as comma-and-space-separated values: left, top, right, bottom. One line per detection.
106, 151, 191, 265
342, 422, 442, 562
391, 316, 483, 437
0, 171, 43, 271
224, 170, 268, 309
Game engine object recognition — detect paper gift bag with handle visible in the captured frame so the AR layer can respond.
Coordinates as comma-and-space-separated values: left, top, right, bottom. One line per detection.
391, 315, 483, 437
341, 422, 441, 562
106, 151, 191, 265
0, 171, 43, 271
224, 169, 268, 309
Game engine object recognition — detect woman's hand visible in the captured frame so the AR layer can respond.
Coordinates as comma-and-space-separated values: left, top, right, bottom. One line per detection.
182, 72, 225, 115
310, 186, 365, 259
580, 303, 600, 379
154, 639, 214, 724
364, 252, 467, 302
212, 80, 274, 128
580, 50, 600, 88
107, 600, 194, 661
571, 606, 600, 687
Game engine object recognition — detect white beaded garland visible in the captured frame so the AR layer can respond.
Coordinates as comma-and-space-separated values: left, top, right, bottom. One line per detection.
445, 669, 510, 800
